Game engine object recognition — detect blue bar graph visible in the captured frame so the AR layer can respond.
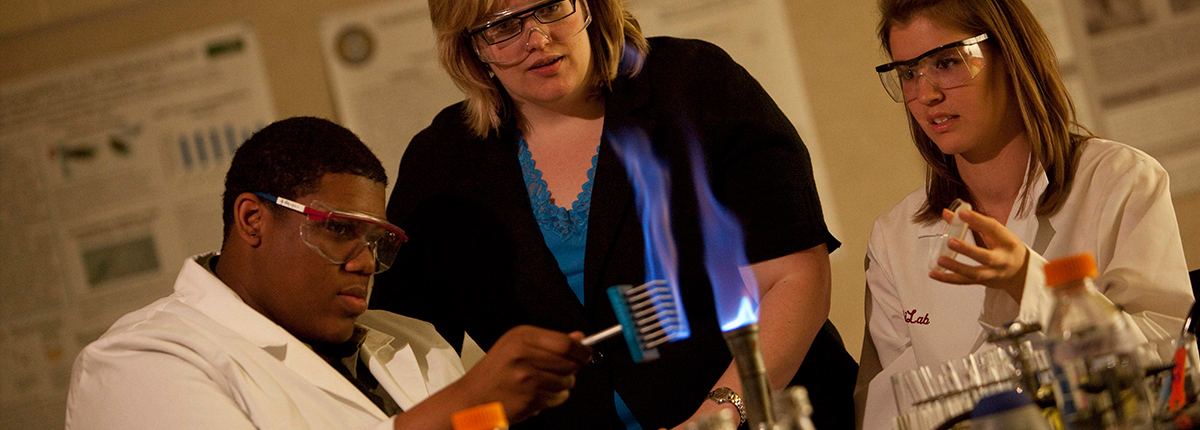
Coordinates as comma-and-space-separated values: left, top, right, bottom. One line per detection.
175, 121, 269, 172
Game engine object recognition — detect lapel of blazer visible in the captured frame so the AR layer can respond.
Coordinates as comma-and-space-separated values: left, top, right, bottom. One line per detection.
584, 69, 654, 307
463, 126, 589, 320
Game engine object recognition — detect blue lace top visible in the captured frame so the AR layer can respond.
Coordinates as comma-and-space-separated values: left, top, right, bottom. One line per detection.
517, 136, 644, 430
517, 136, 597, 304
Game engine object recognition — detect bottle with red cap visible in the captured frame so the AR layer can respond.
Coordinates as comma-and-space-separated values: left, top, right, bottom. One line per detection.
1045, 253, 1152, 430
451, 402, 508, 430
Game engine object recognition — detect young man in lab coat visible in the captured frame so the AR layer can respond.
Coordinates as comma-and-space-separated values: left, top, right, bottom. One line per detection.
65, 117, 591, 430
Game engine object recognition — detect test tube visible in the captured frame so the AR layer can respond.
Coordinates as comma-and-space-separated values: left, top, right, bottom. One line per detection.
929, 199, 972, 271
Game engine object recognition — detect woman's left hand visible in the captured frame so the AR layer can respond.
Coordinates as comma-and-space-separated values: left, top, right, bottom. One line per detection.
928, 208, 1030, 302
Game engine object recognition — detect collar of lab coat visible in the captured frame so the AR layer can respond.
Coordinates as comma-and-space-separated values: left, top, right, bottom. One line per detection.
1004, 159, 1051, 250
173, 253, 392, 419
360, 328, 426, 411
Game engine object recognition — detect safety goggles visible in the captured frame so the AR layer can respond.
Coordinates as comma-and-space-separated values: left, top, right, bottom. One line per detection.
468, 0, 591, 66
876, 34, 989, 103
254, 192, 406, 274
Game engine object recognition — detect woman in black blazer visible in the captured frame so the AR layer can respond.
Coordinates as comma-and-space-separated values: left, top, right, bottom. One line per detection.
371, 0, 857, 428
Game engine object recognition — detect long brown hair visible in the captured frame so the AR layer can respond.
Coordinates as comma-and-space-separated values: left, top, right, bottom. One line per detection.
878, 0, 1092, 223
428, 0, 650, 137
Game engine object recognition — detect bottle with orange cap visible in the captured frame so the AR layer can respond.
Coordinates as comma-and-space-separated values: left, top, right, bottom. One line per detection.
451, 402, 508, 430
1044, 253, 1152, 430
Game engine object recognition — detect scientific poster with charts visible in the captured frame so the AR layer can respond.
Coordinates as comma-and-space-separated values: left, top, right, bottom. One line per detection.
1079, 0, 1200, 197
1028, 0, 1200, 197
628, 0, 840, 236
0, 23, 275, 429
319, 0, 465, 195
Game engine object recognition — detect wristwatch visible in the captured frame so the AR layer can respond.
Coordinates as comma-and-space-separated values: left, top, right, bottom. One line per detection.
706, 387, 747, 426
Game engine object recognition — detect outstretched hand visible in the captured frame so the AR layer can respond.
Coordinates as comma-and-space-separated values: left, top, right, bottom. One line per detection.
458, 325, 592, 423
928, 208, 1029, 302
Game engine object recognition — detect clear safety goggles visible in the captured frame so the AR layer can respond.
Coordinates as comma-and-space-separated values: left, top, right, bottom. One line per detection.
876, 34, 989, 103
254, 192, 407, 274
468, 0, 591, 66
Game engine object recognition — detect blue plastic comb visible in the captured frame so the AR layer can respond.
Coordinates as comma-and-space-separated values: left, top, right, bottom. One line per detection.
581, 280, 689, 362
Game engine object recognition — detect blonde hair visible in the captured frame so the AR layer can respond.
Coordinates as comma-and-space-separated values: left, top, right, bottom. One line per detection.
877, 0, 1093, 223
428, 0, 650, 137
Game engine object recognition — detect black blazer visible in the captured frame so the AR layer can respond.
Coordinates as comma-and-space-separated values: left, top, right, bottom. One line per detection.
373, 37, 857, 429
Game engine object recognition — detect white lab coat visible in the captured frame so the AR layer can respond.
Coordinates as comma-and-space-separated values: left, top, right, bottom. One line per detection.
65, 253, 466, 430
855, 139, 1192, 430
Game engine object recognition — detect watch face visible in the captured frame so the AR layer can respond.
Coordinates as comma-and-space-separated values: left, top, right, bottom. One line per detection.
709, 387, 734, 401
707, 387, 747, 425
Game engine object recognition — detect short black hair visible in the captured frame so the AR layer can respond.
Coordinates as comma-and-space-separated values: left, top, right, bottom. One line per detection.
222, 116, 387, 238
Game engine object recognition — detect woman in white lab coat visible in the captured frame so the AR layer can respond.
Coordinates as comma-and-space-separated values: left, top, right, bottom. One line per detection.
854, 0, 1193, 428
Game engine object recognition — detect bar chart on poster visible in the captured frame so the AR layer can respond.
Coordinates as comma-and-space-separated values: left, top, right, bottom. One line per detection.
0, 23, 276, 429
175, 123, 265, 172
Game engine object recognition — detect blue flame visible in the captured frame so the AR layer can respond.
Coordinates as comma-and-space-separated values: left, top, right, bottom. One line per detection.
721, 296, 760, 332
688, 139, 760, 332
608, 129, 690, 342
